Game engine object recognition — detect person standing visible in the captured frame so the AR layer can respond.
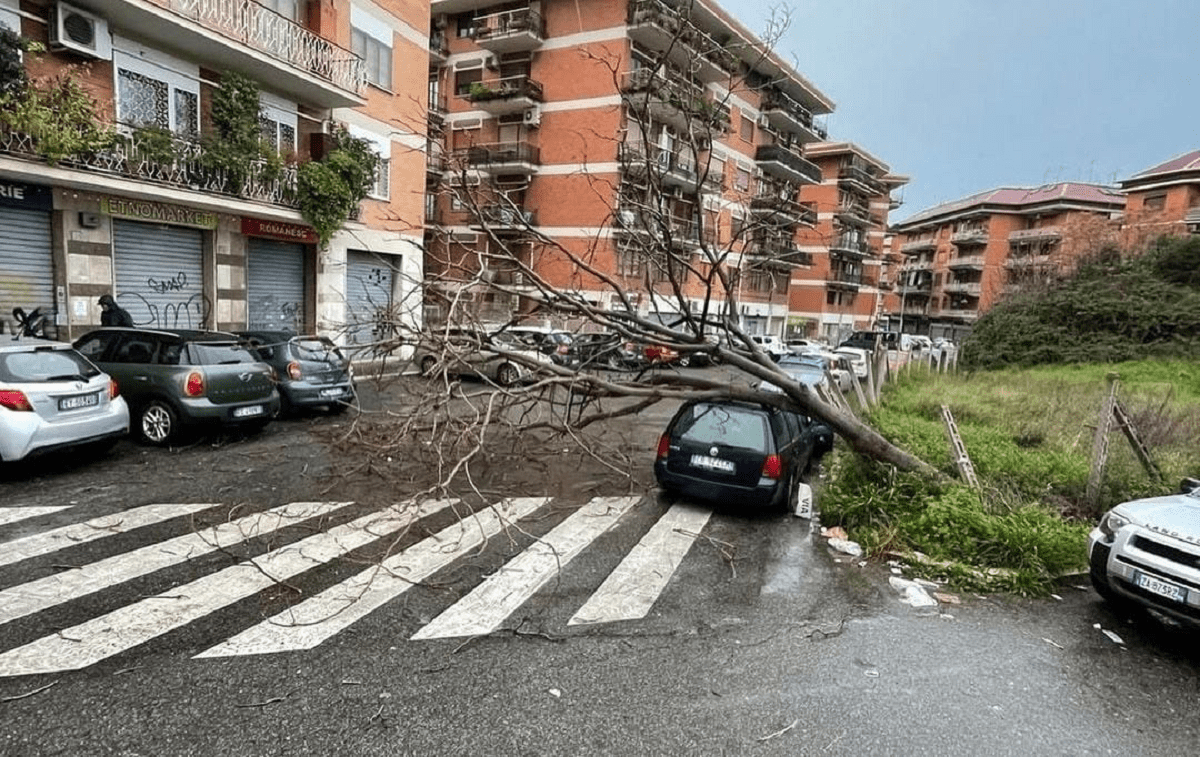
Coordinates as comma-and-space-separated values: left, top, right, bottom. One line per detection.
98, 295, 134, 327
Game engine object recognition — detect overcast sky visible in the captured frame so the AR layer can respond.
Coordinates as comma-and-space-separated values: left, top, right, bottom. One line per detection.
722, 0, 1200, 222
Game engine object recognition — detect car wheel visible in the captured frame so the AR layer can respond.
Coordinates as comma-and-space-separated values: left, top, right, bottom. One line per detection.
496, 363, 520, 387
677, 355, 692, 368
1088, 546, 1133, 614
139, 400, 179, 446
420, 355, 439, 377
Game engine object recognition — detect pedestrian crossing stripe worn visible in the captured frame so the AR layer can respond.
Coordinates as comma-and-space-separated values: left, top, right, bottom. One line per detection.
0, 501, 352, 627
195, 497, 551, 658
0, 503, 216, 568
0, 507, 72, 528
0, 498, 457, 678
411, 496, 641, 640
0, 495, 712, 677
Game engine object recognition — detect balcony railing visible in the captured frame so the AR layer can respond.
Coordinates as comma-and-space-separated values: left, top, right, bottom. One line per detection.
626, 0, 736, 83
900, 238, 937, 253
835, 201, 872, 226
755, 144, 822, 185
943, 281, 982, 295
830, 236, 872, 257
749, 239, 813, 266
837, 162, 884, 194
465, 76, 545, 113
0, 123, 298, 207
951, 228, 988, 245
948, 253, 985, 269
749, 194, 816, 225
430, 29, 450, 63
473, 8, 546, 53
760, 89, 826, 142
618, 142, 720, 192
460, 142, 541, 172
827, 268, 863, 288
478, 205, 537, 228
164, 0, 365, 96
1008, 226, 1062, 243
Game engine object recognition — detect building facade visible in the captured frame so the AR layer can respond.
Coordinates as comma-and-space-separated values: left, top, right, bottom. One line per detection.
0, 0, 426, 348
1119, 149, 1200, 249
423, 0, 903, 339
885, 183, 1125, 341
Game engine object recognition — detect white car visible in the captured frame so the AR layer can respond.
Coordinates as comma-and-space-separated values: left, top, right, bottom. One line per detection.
1089, 478, 1200, 626
834, 347, 870, 380
0, 338, 129, 462
749, 334, 790, 362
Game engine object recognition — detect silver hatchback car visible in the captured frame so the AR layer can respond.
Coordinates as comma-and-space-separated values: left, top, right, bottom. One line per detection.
0, 338, 130, 462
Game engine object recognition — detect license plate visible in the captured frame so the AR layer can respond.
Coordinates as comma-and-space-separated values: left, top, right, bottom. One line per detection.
58, 392, 99, 411
1134, 571, 1187, 603
690, 454, 735, 473
319, 387, 346, 398
232, 405, 264, 418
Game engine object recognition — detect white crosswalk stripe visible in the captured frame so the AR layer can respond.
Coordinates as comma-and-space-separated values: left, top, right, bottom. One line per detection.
0, 493, 715, 676
0, 501, 352, 626
195, 497, 550, 658
411, 496, 641, 641
567, 502, 712, 626
0, 503, 216, 568
0, 507, 72, 528
0, 498, 457, 678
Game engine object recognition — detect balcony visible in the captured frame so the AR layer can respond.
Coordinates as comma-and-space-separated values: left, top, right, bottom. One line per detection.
618, 143, 719, 194
475, 205, 537, 233
748, 239, 813, 267
426, 147, 447, 185
626, 0, 735, 84
0, 123, 297, 208
826, 268, 863, 290
948, 253, 985, 270
755, 144, 822, 185
830, 236, 872, 258
835, 201, 872, 227
749, 194, 817, 226
473, 8, 546, 53
464, 76, 544, 115
1008, 226, 1062, 243
951, 228, 988, 246
622, 69, 715, 135
428, 94, 448, 131
901, 277, 933, 293
460, 142, 540, 175
429, 29, 450, 65
760, 89, 827, 143
939, 308, 980, 322
900, 238, 937, 253
105, 0, 365, 108
942, 281, 982, 295
837, 163, 884, 195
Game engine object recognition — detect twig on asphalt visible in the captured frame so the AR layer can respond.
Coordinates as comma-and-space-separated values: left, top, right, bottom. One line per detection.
757, 719, 798, 742
236, 694, 287, 709
2, 680, 58, 702
824, 729, 846, 751
113, 665, 144, 676
369, 704, 384, 722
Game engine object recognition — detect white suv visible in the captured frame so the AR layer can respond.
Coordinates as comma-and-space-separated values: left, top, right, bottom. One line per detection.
750, 335, 790, 362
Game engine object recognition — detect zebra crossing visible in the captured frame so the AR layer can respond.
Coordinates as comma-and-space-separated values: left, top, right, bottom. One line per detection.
0, 495, 714, 678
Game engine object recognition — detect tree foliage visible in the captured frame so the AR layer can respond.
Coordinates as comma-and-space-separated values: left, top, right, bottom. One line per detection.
960, 236, 1200, 369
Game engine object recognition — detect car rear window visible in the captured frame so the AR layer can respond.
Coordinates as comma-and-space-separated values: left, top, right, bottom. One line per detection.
676, 404, 769, 451
293, 338, 345, 362
0, 348, 101, 382
189, 342, 259, 365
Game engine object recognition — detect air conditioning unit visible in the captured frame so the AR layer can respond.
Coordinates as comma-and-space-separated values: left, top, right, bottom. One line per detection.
483, 51, 499, 70
497, 112, 524, 126
50, 2, 112, 60
522, 106, 541, 128
756, 114, 771, 129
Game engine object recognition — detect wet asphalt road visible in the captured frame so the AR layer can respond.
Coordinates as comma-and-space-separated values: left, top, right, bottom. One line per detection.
0, 377, 1197, 755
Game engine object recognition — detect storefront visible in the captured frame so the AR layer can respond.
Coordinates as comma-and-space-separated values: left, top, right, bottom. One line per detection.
112, 218, 207, 330
0, 181, 54, 335
242, 218, 316, 333
345, 250, 399, 346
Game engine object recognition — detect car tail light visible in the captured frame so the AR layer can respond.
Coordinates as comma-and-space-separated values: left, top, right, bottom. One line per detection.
761, 454, 783, 479
287, 361, 302, 381
184, 371, 205, 398
656, 434, 670, 459
108, 379, 120, 399
0, 389, 33, 411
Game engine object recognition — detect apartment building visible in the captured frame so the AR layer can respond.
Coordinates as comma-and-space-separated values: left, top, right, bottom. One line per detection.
886, 182, 1125, 341
424, 0, 877, 338
0, 0, 426, 346
792, 142, 907, 343
1119, 148, 1200, 248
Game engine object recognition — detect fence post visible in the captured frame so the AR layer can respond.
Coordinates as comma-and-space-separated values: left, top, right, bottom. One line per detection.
1086, 374, 1119, 510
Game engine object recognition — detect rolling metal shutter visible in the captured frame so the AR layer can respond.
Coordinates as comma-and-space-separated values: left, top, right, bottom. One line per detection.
0, 207, 54, 330
113, 220, 206, 330
345, 250, 397, 345
247, 238, 306, 332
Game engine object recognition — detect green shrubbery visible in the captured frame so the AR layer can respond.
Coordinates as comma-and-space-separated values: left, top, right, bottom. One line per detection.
821, 360, 1200, 594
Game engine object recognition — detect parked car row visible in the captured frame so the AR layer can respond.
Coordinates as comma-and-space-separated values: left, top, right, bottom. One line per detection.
1, 327, 356, 462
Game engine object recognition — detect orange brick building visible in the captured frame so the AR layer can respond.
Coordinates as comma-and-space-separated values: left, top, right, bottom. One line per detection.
423, 0, 903, 339
886, 183, 1125, 341
0, 0, 427, 346
1119, 149, 1200, 248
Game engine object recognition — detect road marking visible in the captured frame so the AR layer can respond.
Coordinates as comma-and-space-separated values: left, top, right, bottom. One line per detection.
0, 504, 216, 568
567, 502, 712, 626
0, 507, 71, 528
0, 501, 353, 626
411, 496, 642, 641
0, 499, 458, 678
196, 497, 550, 658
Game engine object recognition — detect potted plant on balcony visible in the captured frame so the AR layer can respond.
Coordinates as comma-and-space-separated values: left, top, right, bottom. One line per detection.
297, 125, 379, 246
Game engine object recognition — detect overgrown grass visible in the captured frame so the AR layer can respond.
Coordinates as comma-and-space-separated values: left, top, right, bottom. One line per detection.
821, 359, 1200, 595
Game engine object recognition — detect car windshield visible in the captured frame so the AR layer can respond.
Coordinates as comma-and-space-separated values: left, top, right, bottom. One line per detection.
676, 403, 768, 451
190, 342, 258, 365
0, 348, 101, 382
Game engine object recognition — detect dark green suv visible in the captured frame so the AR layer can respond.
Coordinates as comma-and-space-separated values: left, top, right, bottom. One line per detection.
73, 328, 280, 446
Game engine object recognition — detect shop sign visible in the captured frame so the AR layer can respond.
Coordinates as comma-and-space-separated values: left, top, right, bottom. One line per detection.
100, 197, 218, 229
0, 181, 52, 211
240, 217, 318, 244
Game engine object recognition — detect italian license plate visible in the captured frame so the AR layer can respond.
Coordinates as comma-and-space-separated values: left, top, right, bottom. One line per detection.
58, 392, 99, 411
319, 387, 345, 398
232, 405, 264, 419
690, 454, 735, 473
1134, 571, 1187, 603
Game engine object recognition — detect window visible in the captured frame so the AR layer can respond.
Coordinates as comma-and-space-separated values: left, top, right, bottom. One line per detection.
351, 7, 393, 90
259, 95, 298, 155
455, 68, 482, 96
347, 125, 391, 200
0, 0, 19, 33
259, 0, 299, 19
1144, 193, 1167, 211
734, 166, 751, 192
455, 11, 477, 38
739, 113, 754, 143
114, 46, 200, 138
617, 243, 643, 277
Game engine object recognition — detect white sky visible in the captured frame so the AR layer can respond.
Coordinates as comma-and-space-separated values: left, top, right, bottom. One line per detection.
721, 0, 1200, 221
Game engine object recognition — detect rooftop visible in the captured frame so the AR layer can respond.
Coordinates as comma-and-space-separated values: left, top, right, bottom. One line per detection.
894, 182, 1125, 228
1121, 149, 1200, 188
